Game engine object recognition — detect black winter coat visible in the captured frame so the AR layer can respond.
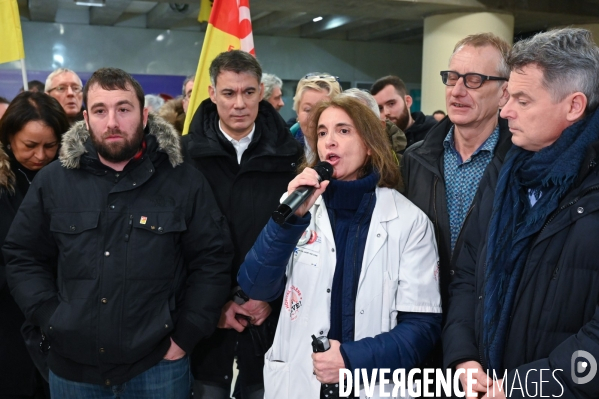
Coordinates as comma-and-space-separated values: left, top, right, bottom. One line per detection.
3, 115, 233, 386
182, 98, 303, 385
0, 145, 44, 396
402, 116, 512, 316
182, 99, 303, 287
443, 139, 599, 398
405, 111, 438, 148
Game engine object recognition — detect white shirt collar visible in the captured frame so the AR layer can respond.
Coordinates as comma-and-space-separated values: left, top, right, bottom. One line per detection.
218, 120, 255, 164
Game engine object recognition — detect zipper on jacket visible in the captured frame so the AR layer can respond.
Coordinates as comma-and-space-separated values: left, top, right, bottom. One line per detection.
539, 185, 599, 234
433, 176, 441, 240
450, 203, 476, 266
478, 261, 487, 370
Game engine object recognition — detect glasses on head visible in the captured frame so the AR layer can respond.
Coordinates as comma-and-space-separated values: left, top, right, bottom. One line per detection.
302, 73, 340, 84
440, 71, 507, 89
47, 84, 83, 94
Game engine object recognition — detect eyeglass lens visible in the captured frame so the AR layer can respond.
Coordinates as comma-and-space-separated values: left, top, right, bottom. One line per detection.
442, 72, 483, 88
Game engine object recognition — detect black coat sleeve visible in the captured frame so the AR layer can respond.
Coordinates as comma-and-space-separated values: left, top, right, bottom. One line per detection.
170, 170, 234, 353
505, 305, 599, 399
401, 147, 412, 198
3, 175, 60, 330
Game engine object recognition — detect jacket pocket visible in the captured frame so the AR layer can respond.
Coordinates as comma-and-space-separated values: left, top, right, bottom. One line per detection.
50, 211, 100, 279
128, 211, 187, 279
122, 295, 173, 363
263, 352, 289, 399
381, 271, 398, 333
46, 298, 94, 364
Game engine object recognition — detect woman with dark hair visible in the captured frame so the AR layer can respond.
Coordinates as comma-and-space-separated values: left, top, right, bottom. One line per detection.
238, 95, 442, 398
0, 91, 69, 399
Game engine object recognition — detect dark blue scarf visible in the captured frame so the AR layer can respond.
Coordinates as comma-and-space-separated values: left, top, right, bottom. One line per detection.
324, 172, 378, 343
483, 108, 599, 372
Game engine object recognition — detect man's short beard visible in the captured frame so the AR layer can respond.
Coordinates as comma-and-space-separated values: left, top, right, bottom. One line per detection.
91, 121, 145, 163
395, 100, 410, 131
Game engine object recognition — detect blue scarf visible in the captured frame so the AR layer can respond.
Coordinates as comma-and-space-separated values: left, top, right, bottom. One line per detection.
324, 172, 378, 343
483, 108, 599, 372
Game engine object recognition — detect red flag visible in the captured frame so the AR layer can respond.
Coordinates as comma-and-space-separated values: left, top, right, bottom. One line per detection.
183, 0, 255, 135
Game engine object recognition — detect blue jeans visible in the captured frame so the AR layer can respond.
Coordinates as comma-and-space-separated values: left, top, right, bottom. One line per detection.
49, 356, 191, 398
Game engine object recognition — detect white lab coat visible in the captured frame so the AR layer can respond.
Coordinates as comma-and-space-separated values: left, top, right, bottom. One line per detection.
263, 187, 442, 399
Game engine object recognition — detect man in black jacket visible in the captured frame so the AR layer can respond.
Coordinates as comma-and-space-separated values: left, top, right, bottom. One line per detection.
3, 68, 233, 397
444, 28, 599, 398
402, 33, 511, 386
371, 75, 437, 148
403, 31, 511, 332
182, 50, 303, 399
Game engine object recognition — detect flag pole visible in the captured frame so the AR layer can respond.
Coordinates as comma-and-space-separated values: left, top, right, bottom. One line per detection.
20, 58, 28, 91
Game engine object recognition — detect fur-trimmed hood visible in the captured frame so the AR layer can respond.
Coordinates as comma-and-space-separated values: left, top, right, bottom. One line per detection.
59, 113, 183, 169
0, 142, 15, 193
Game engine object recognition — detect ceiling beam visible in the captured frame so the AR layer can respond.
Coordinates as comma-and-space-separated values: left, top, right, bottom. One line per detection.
252, 11, 315, 35
28, 0, 58, 22
90, 0, 133, 26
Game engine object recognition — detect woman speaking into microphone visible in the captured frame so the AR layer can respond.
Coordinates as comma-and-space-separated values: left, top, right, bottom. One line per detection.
238, 95, 441, 398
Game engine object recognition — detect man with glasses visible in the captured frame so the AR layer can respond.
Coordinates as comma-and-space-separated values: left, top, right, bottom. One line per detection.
445, 28, 599, 399
401, 33, 512, 386
371, 75, 436, 149
45, 68, 84, 125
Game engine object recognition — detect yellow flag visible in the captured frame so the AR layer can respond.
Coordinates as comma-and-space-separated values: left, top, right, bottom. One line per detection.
198, 0, 213, 23
183, 0, 255, 135
0, 0, 25, 64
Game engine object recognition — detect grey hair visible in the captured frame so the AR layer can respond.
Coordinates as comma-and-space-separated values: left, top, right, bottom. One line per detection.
144, 94, 165, 112
262, 73, 283, 101
182, 75, 195, 96
342, 88, 380, 118
508, 28, 599, 113
45, 68, 82, 92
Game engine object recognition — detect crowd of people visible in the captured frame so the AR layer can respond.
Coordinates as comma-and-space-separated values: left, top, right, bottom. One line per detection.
1, 26, 599, 399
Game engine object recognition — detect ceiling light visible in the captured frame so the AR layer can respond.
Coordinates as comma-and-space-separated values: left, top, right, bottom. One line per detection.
75, 0, 105, 7
313, 16, 323, 22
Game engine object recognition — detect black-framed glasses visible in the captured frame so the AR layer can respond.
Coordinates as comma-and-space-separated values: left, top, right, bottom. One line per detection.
440, 71, 507, 89
47, 84, 83, 94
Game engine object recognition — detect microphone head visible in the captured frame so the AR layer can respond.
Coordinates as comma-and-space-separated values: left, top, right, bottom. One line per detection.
313, 161, 334, 181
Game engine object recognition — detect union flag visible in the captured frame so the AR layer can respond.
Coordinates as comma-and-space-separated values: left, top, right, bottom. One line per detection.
182, 0, 255, 135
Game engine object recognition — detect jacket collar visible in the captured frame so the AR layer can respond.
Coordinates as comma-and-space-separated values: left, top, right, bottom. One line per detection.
410, 115, 512, 171
0, 142, 15, 193
59, 114, 183, 170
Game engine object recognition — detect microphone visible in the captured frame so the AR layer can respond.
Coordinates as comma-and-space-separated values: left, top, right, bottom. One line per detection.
272, 161, 333, 225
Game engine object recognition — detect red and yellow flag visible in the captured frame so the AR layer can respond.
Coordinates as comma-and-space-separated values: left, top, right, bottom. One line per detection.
183, 0, 255, 135
0, 0, 25, 64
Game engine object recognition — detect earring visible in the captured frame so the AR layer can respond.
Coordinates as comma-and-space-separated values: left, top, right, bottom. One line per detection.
6, 144, 10, 150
